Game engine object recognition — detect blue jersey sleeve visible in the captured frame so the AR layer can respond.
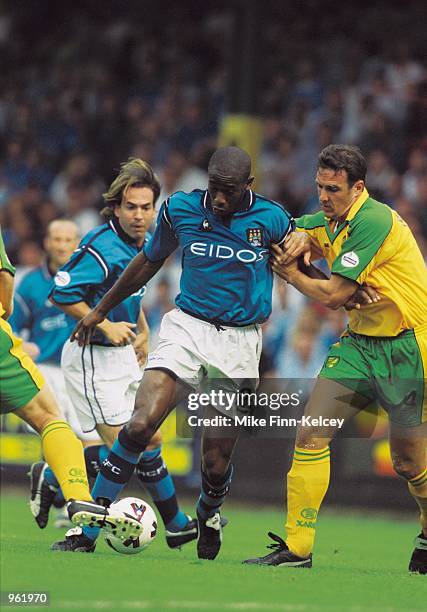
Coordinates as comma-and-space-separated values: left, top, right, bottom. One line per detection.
271, 208, 295, 245
143, 200, 179, 262
50, 247, 107, 304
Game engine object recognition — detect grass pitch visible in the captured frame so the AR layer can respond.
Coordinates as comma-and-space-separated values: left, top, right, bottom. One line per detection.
0, 492, 424, 611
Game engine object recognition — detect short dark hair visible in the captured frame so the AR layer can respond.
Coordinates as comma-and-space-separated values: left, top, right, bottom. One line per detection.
317, 144, 367, 185
101, 158, 161, 219
208, 146, 251, 183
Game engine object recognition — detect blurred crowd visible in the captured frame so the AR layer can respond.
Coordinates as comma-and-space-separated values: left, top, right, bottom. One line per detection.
1, 2, 426, 377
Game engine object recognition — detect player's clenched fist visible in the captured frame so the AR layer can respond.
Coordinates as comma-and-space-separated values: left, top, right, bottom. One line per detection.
270, 243, 299, 282
100, 321, 137, 346
72, 315, 136, 347
281, 232, 312, 266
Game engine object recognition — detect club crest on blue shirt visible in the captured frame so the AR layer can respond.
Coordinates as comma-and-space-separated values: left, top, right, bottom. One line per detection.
246, 228, 263, 247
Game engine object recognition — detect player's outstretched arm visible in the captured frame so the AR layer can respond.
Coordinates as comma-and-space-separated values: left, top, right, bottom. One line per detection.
271, 244, 357, 309
70, 252, 164, 346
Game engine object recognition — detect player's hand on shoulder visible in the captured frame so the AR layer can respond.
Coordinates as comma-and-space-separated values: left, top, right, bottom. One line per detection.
101, 320, 137, 346
344, 283, 381, 311
270, 243, 299, 281
281, 231, 312, 266
70, 309, 106, 346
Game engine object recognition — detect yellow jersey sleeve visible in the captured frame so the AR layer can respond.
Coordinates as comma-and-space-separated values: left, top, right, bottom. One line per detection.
330, 203, 393, 284
0, 227, 15, 276
295, 212, 327, 259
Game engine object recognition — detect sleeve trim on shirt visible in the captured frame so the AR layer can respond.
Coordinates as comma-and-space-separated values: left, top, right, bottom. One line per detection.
143, 249, 167, 264
86, 247, 109, 279
330, 271, 361, 287
162, 198, 173, 229
49, 295, 88, 305
0, 267, 15, 277
277, 217, 296, 245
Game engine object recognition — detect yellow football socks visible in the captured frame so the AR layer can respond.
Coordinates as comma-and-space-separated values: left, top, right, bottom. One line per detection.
285, 446, 330, 558
41, 420, 92, 502
408, 468, 427, 536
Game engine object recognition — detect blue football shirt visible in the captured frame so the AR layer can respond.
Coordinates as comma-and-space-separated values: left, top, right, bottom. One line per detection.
49, 218, 148, 346
10, 263, 75, 364
144, 189, 294, 325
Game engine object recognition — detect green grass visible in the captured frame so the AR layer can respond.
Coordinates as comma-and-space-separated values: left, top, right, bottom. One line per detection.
0, 492, 424, 611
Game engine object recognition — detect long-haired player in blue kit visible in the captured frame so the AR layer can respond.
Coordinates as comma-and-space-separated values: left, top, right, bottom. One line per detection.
30, 159, 196, 552
68, 146, 297, 560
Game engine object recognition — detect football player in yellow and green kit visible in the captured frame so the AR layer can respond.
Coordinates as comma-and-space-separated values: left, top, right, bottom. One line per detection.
244, 144, 427, 574
0, 227, 143, 543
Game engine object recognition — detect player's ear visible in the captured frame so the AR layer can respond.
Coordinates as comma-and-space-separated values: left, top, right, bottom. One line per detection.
353, 180, 364, 196
247, 176, 255, 188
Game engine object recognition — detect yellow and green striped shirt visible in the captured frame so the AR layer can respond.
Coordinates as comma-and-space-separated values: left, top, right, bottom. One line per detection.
296, 189, 427, 336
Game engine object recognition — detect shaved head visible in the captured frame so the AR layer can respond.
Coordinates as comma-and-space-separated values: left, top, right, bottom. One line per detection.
207, 147, 254, 217
208, 146, 252, 183
44, 219, 80, 271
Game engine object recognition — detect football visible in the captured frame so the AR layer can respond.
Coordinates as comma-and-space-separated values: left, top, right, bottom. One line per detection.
104, 497, 158, 555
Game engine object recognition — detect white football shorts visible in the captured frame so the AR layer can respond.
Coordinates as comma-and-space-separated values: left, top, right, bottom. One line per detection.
61, 340, 141, 433
146, 308, 262, 402
38, 362, 101, 442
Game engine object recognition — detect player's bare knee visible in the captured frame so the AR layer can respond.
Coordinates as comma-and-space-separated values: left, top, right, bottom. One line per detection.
16, 408, 47, 434
202, 451, 230, 483
392, 457, 423, 481
15, 388, 60, 433
35, 387, 61, 420
127, 414, 156, 446
204, 463, 229, 483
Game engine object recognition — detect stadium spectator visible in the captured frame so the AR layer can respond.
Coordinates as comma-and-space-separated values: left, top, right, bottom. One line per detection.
1, 1, 426, 383
157, 149, 208, 203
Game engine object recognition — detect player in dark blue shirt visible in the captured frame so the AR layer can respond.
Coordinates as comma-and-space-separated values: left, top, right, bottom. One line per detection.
70, 147, 294, 560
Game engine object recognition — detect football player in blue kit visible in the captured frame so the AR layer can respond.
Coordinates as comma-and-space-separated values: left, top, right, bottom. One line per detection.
10, 219, 101, 447
70, 146, 295, 560
10, 219, 101, 527
30, 158, 196, 552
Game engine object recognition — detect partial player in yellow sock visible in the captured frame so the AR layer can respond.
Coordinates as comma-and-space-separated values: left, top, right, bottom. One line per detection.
408, 468, 427, 536
41, 419, 92, 502
5, 308, 140, 541
285, 446, 330, 559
